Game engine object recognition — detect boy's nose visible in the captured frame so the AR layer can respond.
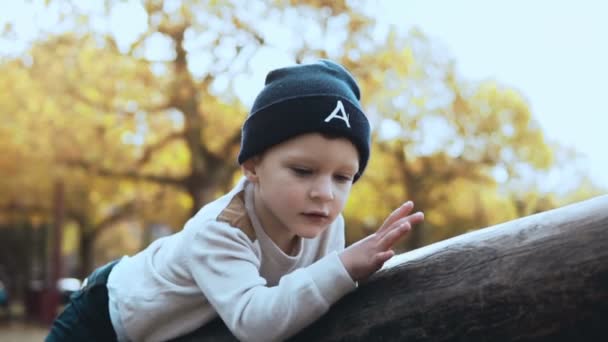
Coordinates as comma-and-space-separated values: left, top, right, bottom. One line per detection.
309, 177, 334, 201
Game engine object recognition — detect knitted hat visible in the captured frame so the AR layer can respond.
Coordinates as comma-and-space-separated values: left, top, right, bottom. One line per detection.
238, 59, 371, 181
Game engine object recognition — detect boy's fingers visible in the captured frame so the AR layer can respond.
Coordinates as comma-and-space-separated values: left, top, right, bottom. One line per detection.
381, 212, 424, 237
378, 212, 423, 248
406, 212, 425, 225
378, 201, 414, 235
380, 222, 411, 249
374, 250, 395, 266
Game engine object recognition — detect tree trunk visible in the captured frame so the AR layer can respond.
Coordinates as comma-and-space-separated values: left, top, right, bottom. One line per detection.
78, 229, 95, 279
172, 195, 608, 342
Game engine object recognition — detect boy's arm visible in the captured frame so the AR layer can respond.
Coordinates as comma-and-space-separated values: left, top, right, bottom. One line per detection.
188, 221, 356, 342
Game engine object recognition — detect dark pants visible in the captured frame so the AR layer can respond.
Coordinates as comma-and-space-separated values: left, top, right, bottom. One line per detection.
46, 260, 120, 342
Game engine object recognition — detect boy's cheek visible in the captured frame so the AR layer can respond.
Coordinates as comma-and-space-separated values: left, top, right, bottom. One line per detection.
339, 185, 353, 199
335, 190, 352, 210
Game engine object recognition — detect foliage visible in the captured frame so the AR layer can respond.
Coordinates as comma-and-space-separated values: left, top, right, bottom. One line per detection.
0, 0, 602, 275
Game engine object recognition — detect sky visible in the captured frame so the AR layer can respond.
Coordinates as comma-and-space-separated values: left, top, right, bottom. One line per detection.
1, 0, 606, 191
381, 0, 608, 190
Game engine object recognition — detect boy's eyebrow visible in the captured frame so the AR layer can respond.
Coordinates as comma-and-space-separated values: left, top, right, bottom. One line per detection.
282, 155, 359, 174
335, 161, 359, 175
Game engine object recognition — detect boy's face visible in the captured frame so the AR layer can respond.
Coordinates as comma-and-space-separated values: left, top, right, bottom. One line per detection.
243, 133, 359, 242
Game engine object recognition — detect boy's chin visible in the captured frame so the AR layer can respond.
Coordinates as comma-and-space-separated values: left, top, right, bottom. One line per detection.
295, 225, 331, 239
297, 232, 320, 239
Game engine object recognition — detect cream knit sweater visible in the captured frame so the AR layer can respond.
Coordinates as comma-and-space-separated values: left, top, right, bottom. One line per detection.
107, 178, 356, 342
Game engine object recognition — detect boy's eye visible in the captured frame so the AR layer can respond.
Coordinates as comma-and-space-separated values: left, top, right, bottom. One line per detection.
291, 167, 313, 176
334, 174, 353, 183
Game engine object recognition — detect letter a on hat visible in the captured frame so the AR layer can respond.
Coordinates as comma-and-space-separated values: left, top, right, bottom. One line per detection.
324, 100, 351, 128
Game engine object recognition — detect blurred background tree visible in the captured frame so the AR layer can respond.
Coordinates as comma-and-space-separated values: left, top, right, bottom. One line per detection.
0, 0, 604, 300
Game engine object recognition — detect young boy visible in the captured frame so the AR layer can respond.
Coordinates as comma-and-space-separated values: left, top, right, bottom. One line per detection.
47, 60, 424, 342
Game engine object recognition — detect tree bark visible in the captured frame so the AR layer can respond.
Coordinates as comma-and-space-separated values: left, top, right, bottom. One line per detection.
172, 195, 608, 342
78, 232, 94, 280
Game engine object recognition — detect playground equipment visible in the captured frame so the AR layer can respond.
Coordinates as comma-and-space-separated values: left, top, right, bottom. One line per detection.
173, 195, 608, 341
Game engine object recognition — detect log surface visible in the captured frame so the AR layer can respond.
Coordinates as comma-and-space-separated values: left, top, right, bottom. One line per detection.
172, 195, 608, 342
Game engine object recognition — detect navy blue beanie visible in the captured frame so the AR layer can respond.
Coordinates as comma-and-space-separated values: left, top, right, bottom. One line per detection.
238, 59, 371, 181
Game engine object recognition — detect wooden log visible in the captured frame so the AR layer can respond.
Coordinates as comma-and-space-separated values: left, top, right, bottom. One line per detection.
172, 195, 608, 341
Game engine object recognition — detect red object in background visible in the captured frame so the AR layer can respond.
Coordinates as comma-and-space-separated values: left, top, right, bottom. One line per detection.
38, 287, 61, 325
51, 181, 64, 296
24, 281, 59, 325
36, 180, 65, 325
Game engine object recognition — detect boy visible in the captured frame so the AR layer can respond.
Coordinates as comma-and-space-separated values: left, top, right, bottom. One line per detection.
47, 60, 424, 342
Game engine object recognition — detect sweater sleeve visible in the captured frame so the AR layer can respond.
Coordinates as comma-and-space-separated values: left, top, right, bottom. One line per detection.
188, 220, 356, 342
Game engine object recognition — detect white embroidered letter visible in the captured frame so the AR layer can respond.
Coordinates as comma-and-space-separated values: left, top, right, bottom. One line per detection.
324, 100, 351, 128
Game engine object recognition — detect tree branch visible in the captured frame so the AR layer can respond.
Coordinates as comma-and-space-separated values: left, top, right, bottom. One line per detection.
64, 82, 171, 115
135, 131, 184, 167
217, 129, 241, 159
61, 159, 185, 187
0, 203, 49, 216
90, 200, 137, 239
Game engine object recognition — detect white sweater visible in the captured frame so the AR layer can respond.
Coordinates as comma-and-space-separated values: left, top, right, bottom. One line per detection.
107, 178, 357, 342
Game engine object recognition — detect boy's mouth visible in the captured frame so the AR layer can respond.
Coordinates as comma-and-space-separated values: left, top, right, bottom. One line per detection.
301, 211, 329, 218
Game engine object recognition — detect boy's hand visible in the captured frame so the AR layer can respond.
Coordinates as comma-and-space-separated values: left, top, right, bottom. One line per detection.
339, 201, 424, 282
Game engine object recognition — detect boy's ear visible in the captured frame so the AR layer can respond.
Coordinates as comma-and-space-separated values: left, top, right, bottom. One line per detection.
241, 158, 259, 183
